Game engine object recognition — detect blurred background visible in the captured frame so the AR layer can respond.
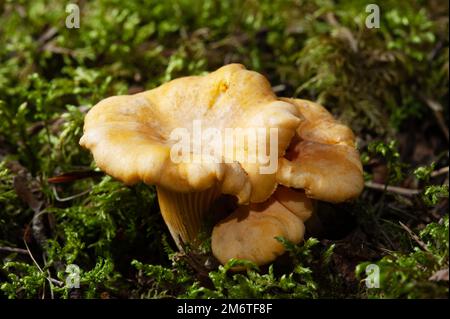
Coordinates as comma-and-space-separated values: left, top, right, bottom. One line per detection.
0, 0, 448, 299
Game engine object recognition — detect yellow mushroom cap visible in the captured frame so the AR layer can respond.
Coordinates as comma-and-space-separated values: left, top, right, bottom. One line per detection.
80, 64, 363, 262
276, 98, 364, 203
79, 64, 301, 249
212, 98, 364, 266
212, 196, 306, 266
80, 64, 300, 203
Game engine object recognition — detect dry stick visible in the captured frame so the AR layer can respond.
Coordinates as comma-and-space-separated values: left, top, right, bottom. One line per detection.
42, 278, 46, 299
366, 167, 449, 196
421, 96, 449, 142
365, 181, 421, 196
31, 209, 60, 298
32, 208, 48, 250
0, 246, 29, 254
272, 84, 286, 93
31, 210, 66, 274
37, 27, 58, 47
325, 12, 358, 52
399, 221, 431, 254
22, 238, 63, 288
43, 254, 55, 299
431, 166, 449, 177
15, 174, 65, 296
52, 186, 92, 202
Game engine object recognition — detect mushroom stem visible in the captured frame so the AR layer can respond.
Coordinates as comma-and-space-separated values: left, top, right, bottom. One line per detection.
156, 185, 221, 250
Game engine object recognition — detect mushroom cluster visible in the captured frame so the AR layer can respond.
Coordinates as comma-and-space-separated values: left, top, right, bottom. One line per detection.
80, 64, 364, 266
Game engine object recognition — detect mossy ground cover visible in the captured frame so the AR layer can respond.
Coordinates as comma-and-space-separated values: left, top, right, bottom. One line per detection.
0, 0, 448, 299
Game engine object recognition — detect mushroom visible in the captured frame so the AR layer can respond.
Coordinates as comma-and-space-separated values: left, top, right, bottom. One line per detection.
276, 98, 364, 203
79, 64, 301, 250
212, 187, 312, 265
80, 64, 363, 265
211, 98, 364, 266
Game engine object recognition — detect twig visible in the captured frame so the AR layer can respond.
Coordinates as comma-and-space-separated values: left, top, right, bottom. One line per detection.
325, 12, 358, 52
43, 254, 55, 299
32, 209, 48, 249
420, 96, 449, 142
14, 173, 49, 252
0, 246, 28, 254
22, 238, 63, 287
368, 167, 449, 199
431, 166, 449, 177
272, 84, 286, 93
52, 186, 91, 202
42, 42, 75, 56
13, 167, 65, 297
37, 27, 58, 47
365, 181, 421, 196
399, 221, 431, 253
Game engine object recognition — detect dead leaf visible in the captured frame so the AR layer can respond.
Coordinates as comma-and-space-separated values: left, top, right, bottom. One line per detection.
48, 170, 104, 183
13, 175, 42, 213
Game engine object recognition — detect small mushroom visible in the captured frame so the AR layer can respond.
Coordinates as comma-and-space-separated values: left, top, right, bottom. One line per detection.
212, 188, 311, 265
276, 98, 364, 203
79, 64, 300, 250
211, 98, 364, 266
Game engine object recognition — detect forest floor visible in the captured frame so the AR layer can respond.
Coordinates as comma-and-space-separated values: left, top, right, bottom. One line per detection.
0, 0, 448, 299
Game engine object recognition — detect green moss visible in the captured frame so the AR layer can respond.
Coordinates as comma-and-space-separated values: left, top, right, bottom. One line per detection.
357, 216, 449, 299
0, 0, 448, 299
131, 238, 331, 299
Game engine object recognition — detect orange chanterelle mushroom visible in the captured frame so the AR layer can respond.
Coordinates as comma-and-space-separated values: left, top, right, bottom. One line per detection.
212, 98, 364, 265
80, 64, 364, 266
